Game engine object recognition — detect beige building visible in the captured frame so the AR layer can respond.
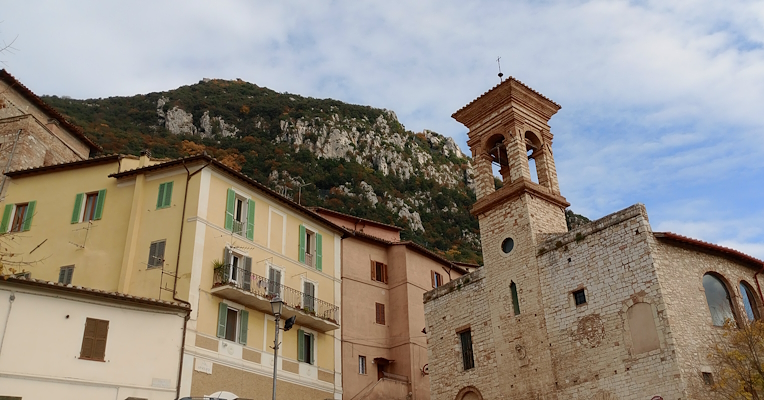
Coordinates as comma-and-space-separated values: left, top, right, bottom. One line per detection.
0, 69, 99, 191
314, 207, 468, 400
0, 276, 190, 400
423, 78, 764, 399
1, 153, 345, 399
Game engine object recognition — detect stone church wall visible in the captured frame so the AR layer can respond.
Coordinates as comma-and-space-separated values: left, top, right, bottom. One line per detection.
537, 204, 685, 400
652, 238, 763, 399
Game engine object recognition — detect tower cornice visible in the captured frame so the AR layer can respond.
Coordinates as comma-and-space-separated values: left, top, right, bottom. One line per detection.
471, 177, 570, 217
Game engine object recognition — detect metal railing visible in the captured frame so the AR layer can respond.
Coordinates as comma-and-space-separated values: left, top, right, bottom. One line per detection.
231, 220, 245, 236
213, 265, 338, 323
304, 252, 314, 267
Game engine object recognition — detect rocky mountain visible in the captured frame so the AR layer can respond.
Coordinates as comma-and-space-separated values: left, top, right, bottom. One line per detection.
43, 79, 482, 263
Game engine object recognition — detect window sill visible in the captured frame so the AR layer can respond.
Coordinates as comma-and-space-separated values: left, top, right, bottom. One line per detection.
79, 357, 105, 362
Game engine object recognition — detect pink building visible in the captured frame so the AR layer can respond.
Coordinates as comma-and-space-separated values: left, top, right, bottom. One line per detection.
312, 208, 473, 400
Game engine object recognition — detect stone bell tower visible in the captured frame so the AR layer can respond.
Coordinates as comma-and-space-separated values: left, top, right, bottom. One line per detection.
452, 78, 570, 398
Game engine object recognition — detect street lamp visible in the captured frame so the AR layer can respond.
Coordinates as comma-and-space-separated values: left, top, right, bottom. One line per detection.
270, 297, 283, 400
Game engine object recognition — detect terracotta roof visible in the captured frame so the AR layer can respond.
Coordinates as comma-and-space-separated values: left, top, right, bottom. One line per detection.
310, 206, 403, 232
654, 232, 764, 269
0, 69, 101, 151
0, 275, 191, 312
351, 230, 469, 275
5, 154, 123, 178
108, 154, 351, 236
452, 76, 560, 117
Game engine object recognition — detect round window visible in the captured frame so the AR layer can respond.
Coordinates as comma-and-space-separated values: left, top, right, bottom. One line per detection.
501, 238, 514, 254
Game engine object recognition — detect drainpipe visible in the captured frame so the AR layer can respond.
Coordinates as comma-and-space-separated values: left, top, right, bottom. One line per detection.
170, 159, 211, 399
0, 292, 15, 360
0, 129, 22, 196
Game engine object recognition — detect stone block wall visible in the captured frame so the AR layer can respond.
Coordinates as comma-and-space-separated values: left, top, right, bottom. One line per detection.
537, 204, 685, 399
652, 238, 764, 399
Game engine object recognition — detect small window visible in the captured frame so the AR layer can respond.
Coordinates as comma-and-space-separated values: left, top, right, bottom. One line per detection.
573, 289, 587, 306
59, 266, 74, 285
359, 355, 367, 374
147, 240, 166, 268
432, 271, 443, 288
10, 203, 28, 233
501, 237, 515, 254
375, 303, 386, 325
303, 281, 316, 312
1, 201, 36, 233
13, 271, 30, 279
298, 329, 315, 365
459, 329, 475, 370
80, 318, 109, 361
216, 302, 249, 345
702, 372, 714, 386
299, 225, 323, 271
156, 182, 173, 209
71, 190, 106, 223
224, 189, 255, 240
740, 281, 760, 321
371, 261, 388, 284
510, 281, 520, 315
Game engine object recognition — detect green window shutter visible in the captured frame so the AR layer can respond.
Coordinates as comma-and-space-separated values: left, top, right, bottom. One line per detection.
93, 189, 107, 220
156, 183, 166, 209
299, 225, 306, 263
246, 198, 255, 240
315, 233, 323, 271
217, 302, 228, 338
163, 181, 174, 208
310, 334, 315, 364
225, 188, 235, 231
297, 329, 305, 362
22, 200, 36, 231
238, 310, 249, 345
71, 193, 84, 224
0, 204, 12, 232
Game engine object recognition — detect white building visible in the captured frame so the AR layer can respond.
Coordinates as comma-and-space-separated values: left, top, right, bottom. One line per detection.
0, 276, 190, 400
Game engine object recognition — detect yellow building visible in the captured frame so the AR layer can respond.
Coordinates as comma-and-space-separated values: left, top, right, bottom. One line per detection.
1, 152, 345, 400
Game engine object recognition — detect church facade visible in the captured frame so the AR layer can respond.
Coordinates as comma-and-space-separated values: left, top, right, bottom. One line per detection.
423, 78, 763, 400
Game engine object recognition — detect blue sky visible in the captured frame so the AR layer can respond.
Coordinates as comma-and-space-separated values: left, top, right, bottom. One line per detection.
2, 0, 763, 257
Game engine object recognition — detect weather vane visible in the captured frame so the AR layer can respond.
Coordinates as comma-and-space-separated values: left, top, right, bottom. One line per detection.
497, 56, 504, 82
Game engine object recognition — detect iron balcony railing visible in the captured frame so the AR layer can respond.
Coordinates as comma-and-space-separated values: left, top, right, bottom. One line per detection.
231, 220, 245, 236
213, 264, 338, 324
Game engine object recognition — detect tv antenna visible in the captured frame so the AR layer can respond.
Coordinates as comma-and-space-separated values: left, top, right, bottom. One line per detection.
497, 56, 504, 82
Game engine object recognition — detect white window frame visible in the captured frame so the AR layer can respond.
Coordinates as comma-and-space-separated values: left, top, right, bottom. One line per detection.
231, 190, 249, 237
359, 355, 367, 375
221, 300, 246, 343
225, 246, 249, 285
8, 203, 28, 233
266, 262, 285, 298
299, 326, 318, 365
302, 222, 320, 267
79, 192, 100, 223
301, 277, 318, 312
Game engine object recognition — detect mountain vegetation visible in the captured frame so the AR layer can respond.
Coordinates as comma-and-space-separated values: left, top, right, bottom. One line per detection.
43, 78, 588, 265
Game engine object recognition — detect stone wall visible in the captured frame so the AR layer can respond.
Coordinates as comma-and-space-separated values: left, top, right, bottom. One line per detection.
538, 204, 685, 399
652, 237, 764, 399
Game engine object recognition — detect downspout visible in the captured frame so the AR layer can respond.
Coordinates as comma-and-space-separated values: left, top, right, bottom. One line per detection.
176, 311, 190, 399
171, 159, 211, 399
0, 129, 22, 196
0, 292, 15, 360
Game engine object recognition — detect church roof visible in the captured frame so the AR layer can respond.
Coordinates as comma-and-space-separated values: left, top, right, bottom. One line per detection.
654, 232, 764, 269
452, 76, 560, 119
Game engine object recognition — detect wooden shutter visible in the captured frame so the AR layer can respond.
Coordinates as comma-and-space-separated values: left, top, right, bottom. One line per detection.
238, 310, 249, 345
225, 188, 235, 231
80, 318, 108, 361
431, 271, 436, 288
382, 263, 387, 283
217, 302, 228, 338
163, 182, 173, 208
309, 333, 315, 364
315, 233, 323, 271
298, 225, 306, 263
22, 200, 35, 231
243, 256, 252, 291
376, 303, 385, 325
93, 189, 106, 220
246, 199, 255, 240
297, 329, 305, 362
370, 260, 376, 280
71, 193, 83, 224
157, 183, 166, 209
0, 204, 12, 232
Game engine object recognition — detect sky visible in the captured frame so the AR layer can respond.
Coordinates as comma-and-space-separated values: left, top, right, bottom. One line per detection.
2, 0, 763, 258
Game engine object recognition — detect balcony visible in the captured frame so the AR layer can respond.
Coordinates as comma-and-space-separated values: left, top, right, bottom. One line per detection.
212, 265, 339, 332
232, 220, 245, 236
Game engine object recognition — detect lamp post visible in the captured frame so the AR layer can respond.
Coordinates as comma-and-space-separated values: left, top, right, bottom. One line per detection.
270, 297, 283, 400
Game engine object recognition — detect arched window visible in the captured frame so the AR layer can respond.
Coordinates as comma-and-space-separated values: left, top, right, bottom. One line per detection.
740, 281, 760, 321
703, 274, 736, 326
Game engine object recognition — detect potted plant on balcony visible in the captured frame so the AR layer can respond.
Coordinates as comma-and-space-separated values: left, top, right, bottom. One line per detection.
212, 259, 227, 286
